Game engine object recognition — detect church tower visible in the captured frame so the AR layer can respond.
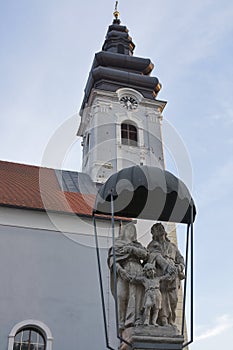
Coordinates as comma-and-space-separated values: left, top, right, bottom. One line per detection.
78, 7, 188, 343
78, 7, 166, 183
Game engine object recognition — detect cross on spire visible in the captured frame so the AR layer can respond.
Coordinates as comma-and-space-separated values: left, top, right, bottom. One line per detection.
115, 1, 118, 12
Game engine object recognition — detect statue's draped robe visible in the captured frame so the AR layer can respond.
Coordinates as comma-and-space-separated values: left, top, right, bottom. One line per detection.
147, 239, 184, 325
108, 239, 146, 328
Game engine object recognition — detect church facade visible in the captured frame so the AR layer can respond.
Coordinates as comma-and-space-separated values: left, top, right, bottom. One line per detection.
0, 10, 185, 350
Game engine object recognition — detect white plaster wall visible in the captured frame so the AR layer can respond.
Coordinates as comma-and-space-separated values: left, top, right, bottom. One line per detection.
0, 215, 119, 350
0, 207, 121, 249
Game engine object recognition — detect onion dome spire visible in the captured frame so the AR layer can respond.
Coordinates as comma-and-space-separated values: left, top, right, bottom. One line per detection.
79, 1, 162, 114
102, 1, 135, 55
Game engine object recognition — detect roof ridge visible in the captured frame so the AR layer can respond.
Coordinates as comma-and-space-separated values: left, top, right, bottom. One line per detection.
0, 160, 81, 173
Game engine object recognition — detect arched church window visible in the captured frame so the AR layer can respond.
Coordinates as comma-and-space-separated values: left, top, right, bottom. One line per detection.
121, 123, 138, 146
13, 327, 46, 350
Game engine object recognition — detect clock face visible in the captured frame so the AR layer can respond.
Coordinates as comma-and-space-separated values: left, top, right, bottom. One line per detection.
120, 95, 138, 110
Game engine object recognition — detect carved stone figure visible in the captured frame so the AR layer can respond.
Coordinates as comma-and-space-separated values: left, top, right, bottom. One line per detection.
108, 223, 148, 330
128, 263, 171, 326
147, 223, 185, 326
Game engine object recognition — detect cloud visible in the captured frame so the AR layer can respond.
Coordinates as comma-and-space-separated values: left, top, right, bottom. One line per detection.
195, 314, 233, 341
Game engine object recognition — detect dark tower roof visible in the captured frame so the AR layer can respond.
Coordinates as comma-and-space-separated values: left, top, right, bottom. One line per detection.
80, 13, 162, 114
103, 1, 135, 55
102, 23, 135, 56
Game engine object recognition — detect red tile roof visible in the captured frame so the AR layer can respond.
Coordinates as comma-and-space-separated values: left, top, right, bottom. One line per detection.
0, 161, 95, 217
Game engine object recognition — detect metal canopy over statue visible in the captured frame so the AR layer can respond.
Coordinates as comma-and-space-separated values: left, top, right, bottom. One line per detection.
93, 164, 196, 350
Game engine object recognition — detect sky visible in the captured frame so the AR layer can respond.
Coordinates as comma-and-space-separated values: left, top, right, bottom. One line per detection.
1, 0, 233, 349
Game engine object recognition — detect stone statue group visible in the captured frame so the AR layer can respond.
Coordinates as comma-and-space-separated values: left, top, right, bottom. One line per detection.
108, 222, 185, 331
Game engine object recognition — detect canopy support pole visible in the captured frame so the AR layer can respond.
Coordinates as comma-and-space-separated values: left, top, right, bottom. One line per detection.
181, 223, 190, 336
93, 215, 115, 350
111, 194, 132, 348
111, 194, 119, 334
182, 204, 194, 348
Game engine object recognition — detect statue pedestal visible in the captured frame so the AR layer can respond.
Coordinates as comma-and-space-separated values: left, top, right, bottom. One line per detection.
120, 325, 184, 350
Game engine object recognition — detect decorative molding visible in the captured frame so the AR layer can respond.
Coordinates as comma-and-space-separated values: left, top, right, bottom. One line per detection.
8, 319, 53, 350
146, 110, 162, 123
142, 98, 167, 111
91, 99, 113, 114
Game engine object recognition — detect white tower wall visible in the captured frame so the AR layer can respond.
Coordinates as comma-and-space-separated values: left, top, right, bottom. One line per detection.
78, 88, 166, 183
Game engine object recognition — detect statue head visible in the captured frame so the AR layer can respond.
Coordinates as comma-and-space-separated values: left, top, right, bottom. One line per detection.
121, 223, 137, 242
143, 263, 156, 278
151, 223, 167, 241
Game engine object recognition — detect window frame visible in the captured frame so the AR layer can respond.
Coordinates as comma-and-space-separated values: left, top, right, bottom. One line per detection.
13, 327, 46, 350
121, 122, 138, 146
8, 320, 53, 350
